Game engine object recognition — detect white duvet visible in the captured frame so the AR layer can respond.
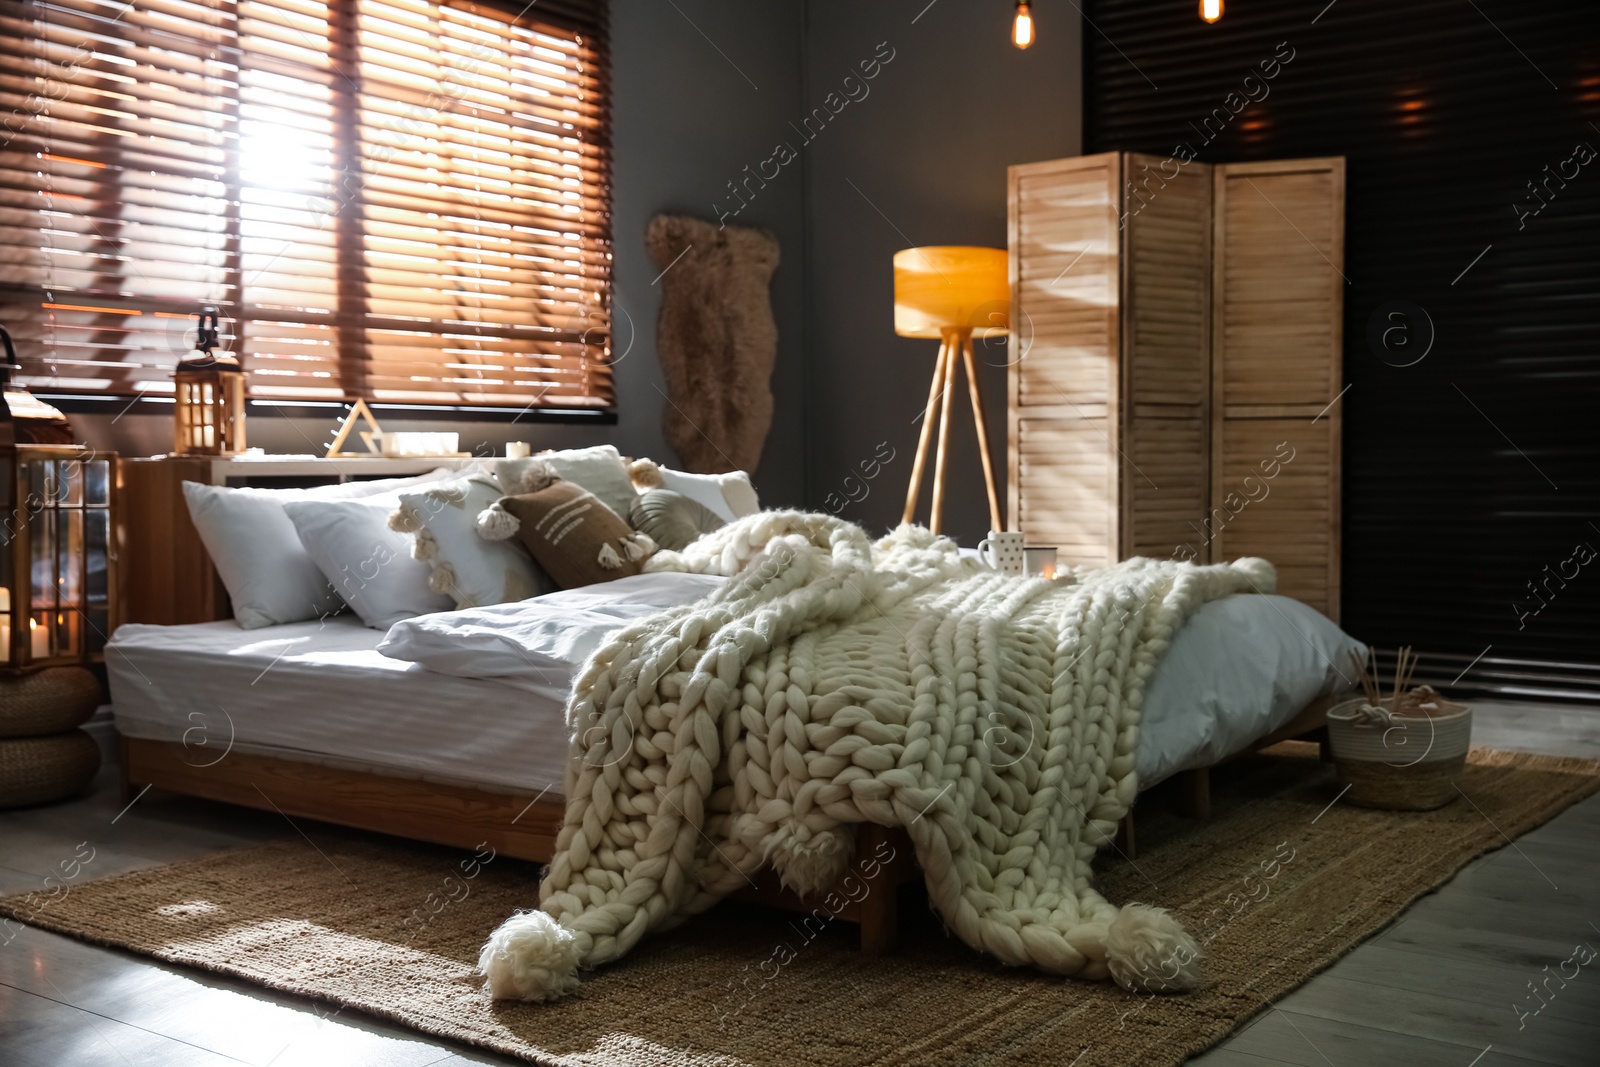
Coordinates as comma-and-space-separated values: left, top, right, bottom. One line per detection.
378, 572, 725, 682
379, 572, 1362, 787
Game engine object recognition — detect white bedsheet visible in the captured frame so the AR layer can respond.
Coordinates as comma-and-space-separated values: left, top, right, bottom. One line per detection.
107, 573, 726, 797
1139, 593, 1361, 783
108, 615, 573, 795
108, 577, 1361, 797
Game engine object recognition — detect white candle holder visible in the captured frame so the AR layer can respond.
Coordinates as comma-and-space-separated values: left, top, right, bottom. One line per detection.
1024, 547, 1059, 580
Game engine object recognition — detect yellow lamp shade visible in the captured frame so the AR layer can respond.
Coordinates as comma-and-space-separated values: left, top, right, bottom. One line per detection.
893, 246, 1010, 339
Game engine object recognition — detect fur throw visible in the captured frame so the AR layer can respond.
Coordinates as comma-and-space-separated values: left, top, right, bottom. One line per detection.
479, 512, 1276, 1000
645, 214, 778, 475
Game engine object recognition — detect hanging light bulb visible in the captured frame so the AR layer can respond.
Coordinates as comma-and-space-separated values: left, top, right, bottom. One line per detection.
1199, 0, 1223, 23
1013, 1, 1035, 49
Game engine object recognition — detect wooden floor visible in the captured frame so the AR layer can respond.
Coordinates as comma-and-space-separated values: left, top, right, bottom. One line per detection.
1, 700, 1596, 1066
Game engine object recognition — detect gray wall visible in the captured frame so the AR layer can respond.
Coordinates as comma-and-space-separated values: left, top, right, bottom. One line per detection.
607, 0, 806, 506
801, 0, 1081, 546
72, 0, 809, 508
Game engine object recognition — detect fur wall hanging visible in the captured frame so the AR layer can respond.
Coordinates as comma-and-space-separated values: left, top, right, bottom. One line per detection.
645, 214, 779, 475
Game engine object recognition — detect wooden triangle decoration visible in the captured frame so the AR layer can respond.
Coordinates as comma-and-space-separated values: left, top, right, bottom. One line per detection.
326, 398, 385, 457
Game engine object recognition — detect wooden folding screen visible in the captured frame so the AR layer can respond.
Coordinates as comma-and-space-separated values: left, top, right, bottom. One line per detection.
1008, 152, 1344, 618
1210, 159, 1344, 619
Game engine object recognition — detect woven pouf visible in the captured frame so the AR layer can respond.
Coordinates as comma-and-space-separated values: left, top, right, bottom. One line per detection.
0, 667, 103, 738
0, 729, 101, 808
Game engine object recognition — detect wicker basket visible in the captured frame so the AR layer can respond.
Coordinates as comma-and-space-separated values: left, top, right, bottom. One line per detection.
0, 729, 101, 808
0, 667, 103, 738
1327, 696, 1472, 811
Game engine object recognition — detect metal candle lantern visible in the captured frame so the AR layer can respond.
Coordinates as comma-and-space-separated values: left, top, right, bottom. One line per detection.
174, 308, 246, 456
0, 325, 115, 670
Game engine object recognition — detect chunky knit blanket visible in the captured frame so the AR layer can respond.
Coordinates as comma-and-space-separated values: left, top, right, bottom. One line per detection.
479, 512, 1275, 1000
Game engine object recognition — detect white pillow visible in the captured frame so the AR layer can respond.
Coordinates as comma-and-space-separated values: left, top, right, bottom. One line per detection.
1137, 594, 1365, 786
283, 493, 452, 629
182, 469, 455, 629
658, 467, 759, 523
497, 445, 636, 517
395, 473, 553, 609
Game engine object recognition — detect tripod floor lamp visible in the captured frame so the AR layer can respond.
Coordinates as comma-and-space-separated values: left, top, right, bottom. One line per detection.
894, 246, 1008, 535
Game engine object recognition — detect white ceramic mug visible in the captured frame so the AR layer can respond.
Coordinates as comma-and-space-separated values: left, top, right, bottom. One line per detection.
976, 530, 1026, 575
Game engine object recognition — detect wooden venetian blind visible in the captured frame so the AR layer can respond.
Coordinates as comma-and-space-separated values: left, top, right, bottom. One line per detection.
0, 0, 612, 412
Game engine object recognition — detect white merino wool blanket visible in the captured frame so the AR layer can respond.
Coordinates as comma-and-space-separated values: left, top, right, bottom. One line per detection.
479, 512, 1275, 1000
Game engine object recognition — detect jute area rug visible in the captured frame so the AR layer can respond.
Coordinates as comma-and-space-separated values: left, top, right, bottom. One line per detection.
5, 746, 1597, 1067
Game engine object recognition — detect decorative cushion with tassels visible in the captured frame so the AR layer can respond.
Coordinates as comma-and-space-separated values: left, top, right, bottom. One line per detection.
478, 480, 655, 590
390, 473, 551, 609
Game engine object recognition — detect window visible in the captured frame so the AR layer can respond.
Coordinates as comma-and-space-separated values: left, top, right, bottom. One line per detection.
0, 0, 612, 414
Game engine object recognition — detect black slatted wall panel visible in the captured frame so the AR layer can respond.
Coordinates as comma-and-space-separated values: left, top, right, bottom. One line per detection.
1085, 0, 1600, 700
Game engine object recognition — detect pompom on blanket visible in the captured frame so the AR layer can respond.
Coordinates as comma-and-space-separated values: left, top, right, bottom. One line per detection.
479, 512, 1275, 999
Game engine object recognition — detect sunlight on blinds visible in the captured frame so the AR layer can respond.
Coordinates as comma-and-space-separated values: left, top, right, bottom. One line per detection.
0, 0, 612, 411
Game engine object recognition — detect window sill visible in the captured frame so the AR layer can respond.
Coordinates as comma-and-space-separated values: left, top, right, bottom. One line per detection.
38, 395, 619, 426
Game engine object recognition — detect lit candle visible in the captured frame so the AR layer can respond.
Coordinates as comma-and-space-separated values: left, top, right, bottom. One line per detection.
506, 441, 532, 459
29, 617, 48, 659
1023, 546, 1058, 580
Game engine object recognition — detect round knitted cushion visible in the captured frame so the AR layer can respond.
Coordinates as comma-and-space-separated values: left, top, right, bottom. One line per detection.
629, 488, 724, 552
0, 729, 101, 808
0, 667, 103, 738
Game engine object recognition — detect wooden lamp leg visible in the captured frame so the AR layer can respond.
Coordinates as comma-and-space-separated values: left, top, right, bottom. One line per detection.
960, 334, 1002, 532
903, 335, 951, 525
928, 333, 960, 535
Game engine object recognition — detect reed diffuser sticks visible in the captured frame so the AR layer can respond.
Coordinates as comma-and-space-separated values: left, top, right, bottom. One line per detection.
1348, 646, 1462, 717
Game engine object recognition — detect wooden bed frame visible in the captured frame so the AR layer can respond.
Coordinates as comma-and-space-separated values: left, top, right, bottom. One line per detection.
119, 735, 924, 952
119, 692, 1333, 952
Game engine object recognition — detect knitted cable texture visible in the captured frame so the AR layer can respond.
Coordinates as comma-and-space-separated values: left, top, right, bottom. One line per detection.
478, 511, 1276, 999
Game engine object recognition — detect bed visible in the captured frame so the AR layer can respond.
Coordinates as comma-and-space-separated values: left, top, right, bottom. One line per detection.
108, 570, 1359, 949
